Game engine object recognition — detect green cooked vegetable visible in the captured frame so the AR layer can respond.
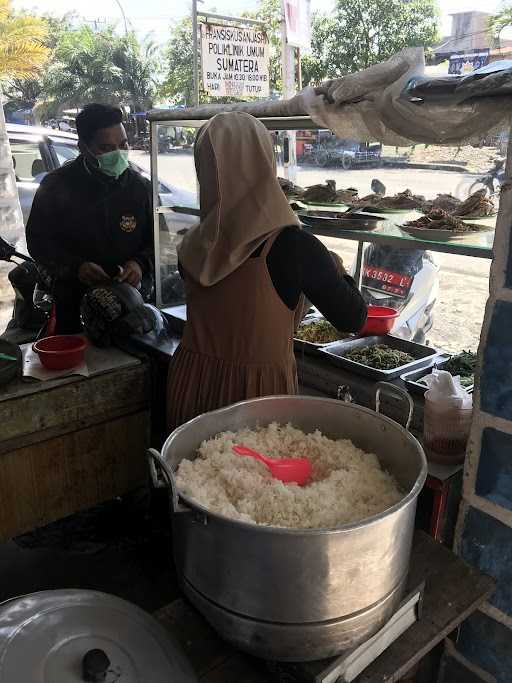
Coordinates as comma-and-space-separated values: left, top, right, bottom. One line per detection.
295, 319, 351, 344
417, 350, 476, 388
442, 350, 477, 380
345, 344, 415, 370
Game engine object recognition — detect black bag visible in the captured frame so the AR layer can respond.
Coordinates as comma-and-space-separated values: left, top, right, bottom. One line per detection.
81, 282, 157, 347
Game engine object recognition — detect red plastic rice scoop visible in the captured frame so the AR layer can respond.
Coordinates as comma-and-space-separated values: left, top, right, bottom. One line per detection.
232, 444, 312, 486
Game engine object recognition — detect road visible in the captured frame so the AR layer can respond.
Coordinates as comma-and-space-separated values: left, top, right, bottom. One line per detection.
131, 150, 475, 198
0, 154, 491, 353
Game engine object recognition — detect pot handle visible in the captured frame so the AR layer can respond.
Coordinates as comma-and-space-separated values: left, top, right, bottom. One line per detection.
147, 448, 179, 512
375, 382, 413, 431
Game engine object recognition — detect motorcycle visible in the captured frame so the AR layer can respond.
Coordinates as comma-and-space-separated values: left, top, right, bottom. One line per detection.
0, 236, 56, 344
352, 244, 439, 344
456, 158, 505, 198
348, 179, 440, 344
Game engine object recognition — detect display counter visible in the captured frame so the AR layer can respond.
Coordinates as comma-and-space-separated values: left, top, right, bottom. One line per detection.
0, 346, 150, 542
128, 318, 463, 546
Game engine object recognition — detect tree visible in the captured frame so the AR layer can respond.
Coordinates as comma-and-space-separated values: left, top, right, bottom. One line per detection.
489, 4, 512, 40
160, 16, 195, 105
302, 0, 440, 85
112, 33, 160, 111
4, 13, 76, 109
244, 0, 282, 94
0, 0, 49, 80
42, 25, 124, 108
41, 24, 161, 112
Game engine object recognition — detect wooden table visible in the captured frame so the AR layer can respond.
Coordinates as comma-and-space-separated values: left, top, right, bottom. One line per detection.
155, 532, 495, 683
0, 346, 150, 541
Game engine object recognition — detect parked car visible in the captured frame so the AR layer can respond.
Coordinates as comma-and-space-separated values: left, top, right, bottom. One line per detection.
5, 123, 198, 251
299, 131, 382, 169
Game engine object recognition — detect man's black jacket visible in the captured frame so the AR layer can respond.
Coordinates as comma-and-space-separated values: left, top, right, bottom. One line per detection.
26, 156, 154, 281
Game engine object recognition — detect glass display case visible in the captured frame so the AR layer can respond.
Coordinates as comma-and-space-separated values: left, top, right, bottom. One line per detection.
146, 111, 498, 351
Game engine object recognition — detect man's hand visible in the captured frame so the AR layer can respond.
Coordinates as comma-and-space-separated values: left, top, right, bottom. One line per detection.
78, 262, 111, 286
118, 260, 142, 287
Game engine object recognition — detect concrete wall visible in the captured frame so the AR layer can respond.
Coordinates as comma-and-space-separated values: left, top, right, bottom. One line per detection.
450, 12, 492, 53
438, 138, 512, 682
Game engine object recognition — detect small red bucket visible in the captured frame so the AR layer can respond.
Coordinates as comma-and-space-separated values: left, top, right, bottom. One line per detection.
360, 306, 399, 336
32, 335, 88, 371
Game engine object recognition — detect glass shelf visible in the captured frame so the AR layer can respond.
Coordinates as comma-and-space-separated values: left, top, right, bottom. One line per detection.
302, 208, 495, 259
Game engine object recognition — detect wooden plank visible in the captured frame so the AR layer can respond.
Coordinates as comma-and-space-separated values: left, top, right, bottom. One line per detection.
155, 532, 494, 683
0, 346, 141, 403
0, 404, 149, 457
0, 365, 150, 448
0, 410, 149, 541
155, 600, 232, 678
356, 533, 495, 682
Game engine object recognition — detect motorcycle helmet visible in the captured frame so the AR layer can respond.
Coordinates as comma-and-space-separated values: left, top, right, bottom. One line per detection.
81, 282, 157, 347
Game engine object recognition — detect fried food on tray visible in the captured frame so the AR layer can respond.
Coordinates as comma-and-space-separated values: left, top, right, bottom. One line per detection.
301, 180, 338, 203
335, 188, 359, 203
404, 208, 477, 233
353, 189, 425, 210
422, 194, 461, 213
278, 177, 304, 198
452, 189, 495, 218
422, 190, 495, 218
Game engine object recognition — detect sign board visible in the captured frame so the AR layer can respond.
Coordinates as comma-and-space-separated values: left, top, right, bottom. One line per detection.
283, 0, 311, 50
448, 51, 489, 75
200, 23, 270, 98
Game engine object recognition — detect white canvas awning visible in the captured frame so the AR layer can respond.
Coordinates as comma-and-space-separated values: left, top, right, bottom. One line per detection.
148, 48, 512, 146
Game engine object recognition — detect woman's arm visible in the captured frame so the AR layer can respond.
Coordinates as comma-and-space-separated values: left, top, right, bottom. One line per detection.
267, 227, 367, 332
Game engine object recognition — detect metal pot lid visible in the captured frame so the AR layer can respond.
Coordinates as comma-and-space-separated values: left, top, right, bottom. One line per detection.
0, 590, 197, 683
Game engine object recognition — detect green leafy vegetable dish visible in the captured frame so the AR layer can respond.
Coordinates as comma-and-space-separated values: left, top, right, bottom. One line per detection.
443, 351, 476, 387
418, 350, 476, 388
345, 345, 415, 370
295, 319, 351, 344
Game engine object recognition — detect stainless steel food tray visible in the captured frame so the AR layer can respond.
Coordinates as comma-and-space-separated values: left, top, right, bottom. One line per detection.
401, 354, 474, 395
298, 211, 383, 231
294, 316, 355, 355
320, 335, 439, 380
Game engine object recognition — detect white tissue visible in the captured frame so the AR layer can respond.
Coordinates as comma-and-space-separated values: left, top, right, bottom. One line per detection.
423, 369, 472, 409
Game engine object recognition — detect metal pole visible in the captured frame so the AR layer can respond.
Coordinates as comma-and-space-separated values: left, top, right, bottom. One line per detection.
354, 241, 364, 288
297, 48, 302, 90
113, 0, 128, 35
192, 0, 199, 107
281, 16, 297, 181
150, 120, 162, 308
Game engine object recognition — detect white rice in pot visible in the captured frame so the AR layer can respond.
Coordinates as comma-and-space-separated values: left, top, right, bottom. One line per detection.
175, 423, 403, 529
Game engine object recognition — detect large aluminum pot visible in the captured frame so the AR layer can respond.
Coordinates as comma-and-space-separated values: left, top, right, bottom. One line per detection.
149, 389, 427, 662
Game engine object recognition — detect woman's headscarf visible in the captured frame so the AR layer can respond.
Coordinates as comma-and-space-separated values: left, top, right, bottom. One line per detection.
178, 112, 300, 287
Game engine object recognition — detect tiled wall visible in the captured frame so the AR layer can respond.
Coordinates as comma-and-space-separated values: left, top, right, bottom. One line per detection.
439, 146, 512, 683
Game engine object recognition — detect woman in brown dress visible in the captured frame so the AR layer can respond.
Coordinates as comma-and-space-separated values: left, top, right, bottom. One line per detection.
167, 112, 367, 430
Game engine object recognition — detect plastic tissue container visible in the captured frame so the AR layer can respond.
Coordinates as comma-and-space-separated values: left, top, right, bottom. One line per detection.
422, 369, 473, 465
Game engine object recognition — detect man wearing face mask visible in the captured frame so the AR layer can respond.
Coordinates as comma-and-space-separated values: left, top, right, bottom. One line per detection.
26, 103, 153, 333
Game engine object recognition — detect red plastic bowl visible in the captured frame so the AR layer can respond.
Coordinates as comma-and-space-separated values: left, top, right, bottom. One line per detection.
360, 305, 399, 336
32, 335, 88, 371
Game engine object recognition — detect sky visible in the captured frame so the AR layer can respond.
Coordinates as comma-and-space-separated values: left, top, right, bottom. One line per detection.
11, 0, 508, 42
